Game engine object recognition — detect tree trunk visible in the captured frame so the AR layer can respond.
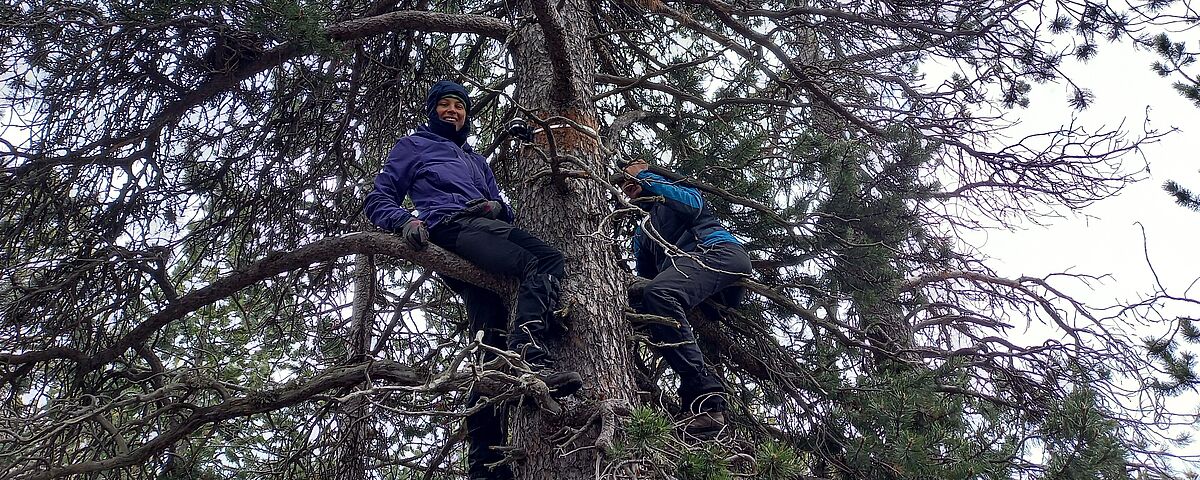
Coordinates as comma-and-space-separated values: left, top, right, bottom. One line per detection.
506, 1, 638, 478
335, 253, 376, 479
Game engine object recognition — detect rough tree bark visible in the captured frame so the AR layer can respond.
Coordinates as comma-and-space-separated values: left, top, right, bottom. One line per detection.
335, 253, 376, 479
505, 0, 639, 477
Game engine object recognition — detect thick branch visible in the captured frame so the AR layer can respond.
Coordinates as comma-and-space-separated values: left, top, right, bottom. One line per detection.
602, 109, 648, 153
528, 0, 580, 106
0, 233, 512, 373
327, 10, 510, 41
595, 74, 801, 111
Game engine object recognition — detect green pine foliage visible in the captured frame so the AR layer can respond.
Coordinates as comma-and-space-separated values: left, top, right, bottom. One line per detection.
250, 0, 337, 53
1149, 33, 1200, 108
608, 406, 796, 478
755, 439, 807, 480
677, 445, 732, 480
836, 365, 1019, 479
1183, 317, 1200, 342
619, 406, 674, 456
812, 127, 933, 361
1041, 387, 1132, 479
1174, 81, 1200, 108
1144, 318, 1200, 394
1164, 180, 1200, 212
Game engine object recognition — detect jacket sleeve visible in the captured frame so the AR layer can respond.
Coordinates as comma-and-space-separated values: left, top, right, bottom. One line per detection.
636, 171, 703, 219
480, 156, 516, 223
364, 141, 418, 232
632, 225, 660, 278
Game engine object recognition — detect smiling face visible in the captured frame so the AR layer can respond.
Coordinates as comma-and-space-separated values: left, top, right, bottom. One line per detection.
435, 96, 467, 131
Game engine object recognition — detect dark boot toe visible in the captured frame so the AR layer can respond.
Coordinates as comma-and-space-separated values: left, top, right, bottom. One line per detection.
540, 371, 583, 398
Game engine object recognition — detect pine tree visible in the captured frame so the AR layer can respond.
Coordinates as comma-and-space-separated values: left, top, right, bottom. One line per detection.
2, 0, 1198, 478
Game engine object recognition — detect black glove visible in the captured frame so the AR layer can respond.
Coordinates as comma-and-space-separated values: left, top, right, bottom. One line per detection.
627, 276, 651, 307
464, 198, 504, 219
400, 219, 429, 250
608, 171, 630, 186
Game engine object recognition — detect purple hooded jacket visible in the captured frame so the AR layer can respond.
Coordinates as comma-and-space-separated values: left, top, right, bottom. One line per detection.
364, 81, 514, 231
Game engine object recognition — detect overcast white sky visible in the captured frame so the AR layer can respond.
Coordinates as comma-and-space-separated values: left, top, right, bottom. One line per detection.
962, 41, 1200, 467
974, 41, 1198, 310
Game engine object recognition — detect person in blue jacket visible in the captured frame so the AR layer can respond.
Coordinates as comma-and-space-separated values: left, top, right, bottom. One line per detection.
611, 159, 753, 439
365, 80, 581, 480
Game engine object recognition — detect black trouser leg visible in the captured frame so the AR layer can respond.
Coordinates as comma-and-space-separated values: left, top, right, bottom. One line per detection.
441, 278, 513, 480
431, 217, 565, 478
430, 216, 567, 366
499, 227, 566, 366
639, 243, 752, 413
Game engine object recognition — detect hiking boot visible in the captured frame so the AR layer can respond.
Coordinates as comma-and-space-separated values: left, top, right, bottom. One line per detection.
684, 411, 726, 440
537, 370, 583, 398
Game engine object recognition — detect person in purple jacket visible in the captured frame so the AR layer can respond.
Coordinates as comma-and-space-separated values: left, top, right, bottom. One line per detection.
365, 80, 581, 480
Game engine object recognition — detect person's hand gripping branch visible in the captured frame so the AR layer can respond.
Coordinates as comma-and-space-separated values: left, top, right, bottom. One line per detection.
401, 218, 430, 250
623, 159, 649, 175
611, 159, 648, 199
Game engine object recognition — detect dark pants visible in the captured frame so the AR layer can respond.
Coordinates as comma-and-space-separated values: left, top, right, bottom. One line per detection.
637, 242, 752, 414
429, 215, 566, 479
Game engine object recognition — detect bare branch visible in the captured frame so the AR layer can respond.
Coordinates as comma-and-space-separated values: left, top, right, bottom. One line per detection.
16, 361, 420, 480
